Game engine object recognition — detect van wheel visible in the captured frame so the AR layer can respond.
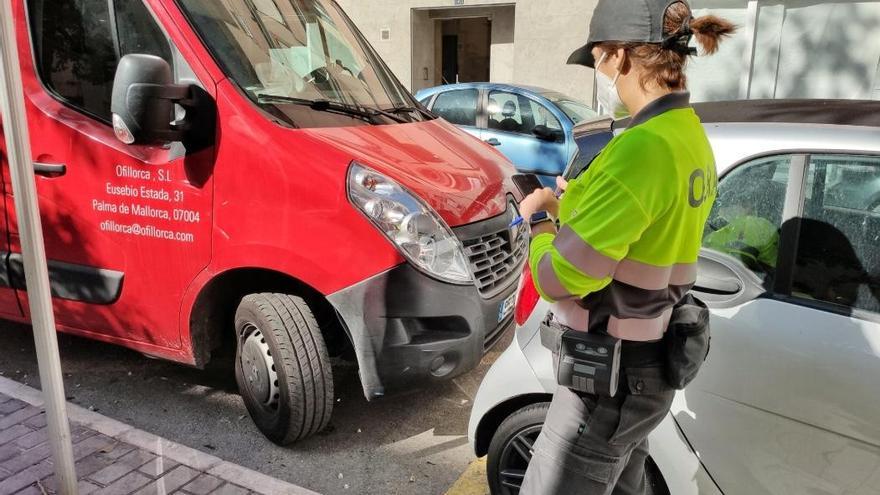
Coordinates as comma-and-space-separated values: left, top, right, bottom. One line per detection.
487, 402, 549, 494
234, 293, 333, 445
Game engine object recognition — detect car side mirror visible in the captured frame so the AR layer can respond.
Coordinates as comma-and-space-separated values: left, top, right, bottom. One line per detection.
533, 125, 564, 142
111, 54, 214, 149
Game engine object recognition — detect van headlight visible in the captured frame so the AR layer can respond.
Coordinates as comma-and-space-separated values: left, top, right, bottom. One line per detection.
348, 163, 473, 285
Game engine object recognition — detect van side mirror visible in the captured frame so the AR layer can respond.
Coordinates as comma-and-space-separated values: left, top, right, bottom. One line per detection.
533, 125, 564, 142
111, 54, 214, 148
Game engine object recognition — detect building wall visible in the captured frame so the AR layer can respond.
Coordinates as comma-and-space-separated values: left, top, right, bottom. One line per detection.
509, 0, 594, 102
337, 0, 598, 103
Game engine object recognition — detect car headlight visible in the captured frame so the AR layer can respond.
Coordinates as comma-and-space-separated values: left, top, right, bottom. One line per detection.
348, 162, 473, 285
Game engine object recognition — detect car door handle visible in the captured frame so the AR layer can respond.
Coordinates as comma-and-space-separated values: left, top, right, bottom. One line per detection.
33, 162, 67, 178
485, 138, 501, 146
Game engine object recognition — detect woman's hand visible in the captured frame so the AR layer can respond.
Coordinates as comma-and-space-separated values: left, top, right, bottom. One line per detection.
556, 176, 568, 193
519, 187, 559, 220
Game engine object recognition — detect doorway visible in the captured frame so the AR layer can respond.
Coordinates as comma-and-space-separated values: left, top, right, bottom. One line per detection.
438, 17, 491, 85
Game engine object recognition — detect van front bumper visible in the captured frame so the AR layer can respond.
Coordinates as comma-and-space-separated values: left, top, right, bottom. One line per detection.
327, 263, 517, 400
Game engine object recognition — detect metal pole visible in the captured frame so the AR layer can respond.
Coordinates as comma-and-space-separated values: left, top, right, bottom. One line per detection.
0, 1, 78, 493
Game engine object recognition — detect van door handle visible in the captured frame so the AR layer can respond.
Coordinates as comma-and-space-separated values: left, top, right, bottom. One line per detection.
33, 162, 67, 177
485, 138, 501, 146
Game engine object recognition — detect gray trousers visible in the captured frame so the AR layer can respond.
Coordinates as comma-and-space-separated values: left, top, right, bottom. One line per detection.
520, 366, 675, 495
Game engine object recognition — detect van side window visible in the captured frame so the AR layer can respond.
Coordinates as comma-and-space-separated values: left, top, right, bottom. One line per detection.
793, 155, 880, 313
27, 0, 173, 123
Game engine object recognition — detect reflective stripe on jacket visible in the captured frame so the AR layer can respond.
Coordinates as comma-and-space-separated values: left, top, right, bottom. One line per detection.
529, 92, 716, 341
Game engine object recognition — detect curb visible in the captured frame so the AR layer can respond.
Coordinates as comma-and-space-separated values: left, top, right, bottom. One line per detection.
0, 375, 321, 495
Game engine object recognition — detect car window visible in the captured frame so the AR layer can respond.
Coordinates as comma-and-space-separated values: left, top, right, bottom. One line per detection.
431, 89, 478, 127
542, 91, 597, 125
792, 155, 880, 313
702, 155, 791, 284
487, 91, 556, 136
27, 0, 173, 123
527, 100, 562, 131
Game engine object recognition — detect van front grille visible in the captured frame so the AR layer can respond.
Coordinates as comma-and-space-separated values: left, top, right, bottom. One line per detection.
458, 208, 528, 298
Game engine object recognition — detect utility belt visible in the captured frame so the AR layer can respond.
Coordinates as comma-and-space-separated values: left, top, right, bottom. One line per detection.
539, 293, 710, 397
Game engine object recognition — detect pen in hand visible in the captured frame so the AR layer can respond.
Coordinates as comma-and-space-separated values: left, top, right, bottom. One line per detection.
509, 188, 563, 228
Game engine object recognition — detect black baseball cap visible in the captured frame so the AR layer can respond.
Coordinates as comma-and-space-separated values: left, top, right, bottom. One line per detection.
568, 0, 692, 68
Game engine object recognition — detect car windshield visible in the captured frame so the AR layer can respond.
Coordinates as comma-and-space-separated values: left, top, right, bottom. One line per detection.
177, 0, 412, 111
542, 92, 596, 124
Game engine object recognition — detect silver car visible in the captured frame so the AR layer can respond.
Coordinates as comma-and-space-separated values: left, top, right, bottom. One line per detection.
468, 99, 880, 495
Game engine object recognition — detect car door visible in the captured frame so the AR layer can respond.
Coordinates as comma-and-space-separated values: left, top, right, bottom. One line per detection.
11, 0, 214, 348
677, 153, 880, 494
427, 88, 482, 140
0, 123, 25, 318
481, 90, 567, 187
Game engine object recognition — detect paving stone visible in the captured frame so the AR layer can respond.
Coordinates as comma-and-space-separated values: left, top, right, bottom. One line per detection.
210, 483, 250, 495
0, 441, 25, 464
180, 474, 225, 495
15, 427, 48, 449
0, 460, 54, 494
0, 442, 51, 474
40, 450, 117, 492
0, 399, 26, 415
0, 424, 30, 447
92, 470, 152, 495
0, 406, 42, 431
72, 434, 117, 461
88, 448, 156, 485
138, 456, 179, 478
71, 425, 98, 444
12, 482, 43, 495
133, 465, 199, 495
95, 441, 135, 461
79, 480, 101, 495
71, 452, 117, 478
23, 413, 47, 429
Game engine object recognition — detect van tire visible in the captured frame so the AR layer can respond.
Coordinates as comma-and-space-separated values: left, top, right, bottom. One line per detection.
234, 293, 333, 445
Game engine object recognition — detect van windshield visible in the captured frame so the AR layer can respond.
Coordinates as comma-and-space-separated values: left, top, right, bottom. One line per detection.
178, 0, 414, 115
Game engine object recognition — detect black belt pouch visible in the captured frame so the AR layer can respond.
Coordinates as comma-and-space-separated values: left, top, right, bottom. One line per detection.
539, 317, 622, 397
664, 293, 711, 390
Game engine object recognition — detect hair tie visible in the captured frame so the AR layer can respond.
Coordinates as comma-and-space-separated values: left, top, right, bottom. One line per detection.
662, 16, 697, 55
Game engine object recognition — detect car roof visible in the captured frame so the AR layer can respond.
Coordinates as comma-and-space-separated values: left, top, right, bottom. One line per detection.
572, 99, 880, 174
693, 99, 880, 128
416, 82, 555, 98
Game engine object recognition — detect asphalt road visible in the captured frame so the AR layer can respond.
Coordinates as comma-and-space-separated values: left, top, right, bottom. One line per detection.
0, 319, 510, 495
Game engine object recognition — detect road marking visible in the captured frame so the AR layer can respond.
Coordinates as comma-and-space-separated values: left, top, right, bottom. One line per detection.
445, 457, 489, 495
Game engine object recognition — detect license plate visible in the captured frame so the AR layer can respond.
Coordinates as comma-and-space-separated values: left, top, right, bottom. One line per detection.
498, 293, 516, 322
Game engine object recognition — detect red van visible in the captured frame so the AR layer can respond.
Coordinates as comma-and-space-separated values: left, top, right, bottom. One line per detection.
1, 0, 526, 444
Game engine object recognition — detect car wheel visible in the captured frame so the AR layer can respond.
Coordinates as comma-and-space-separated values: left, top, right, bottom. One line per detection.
486, 402, 668, 495
234, 293, 333, 445
487, 403, 549, 494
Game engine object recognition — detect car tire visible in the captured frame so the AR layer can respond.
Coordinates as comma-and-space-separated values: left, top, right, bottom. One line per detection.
486, 402, 668, 495
487, 402, 549, 495
234, 293, 333, 445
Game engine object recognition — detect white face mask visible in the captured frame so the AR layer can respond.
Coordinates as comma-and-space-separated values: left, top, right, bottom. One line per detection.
595, 53, 629, 118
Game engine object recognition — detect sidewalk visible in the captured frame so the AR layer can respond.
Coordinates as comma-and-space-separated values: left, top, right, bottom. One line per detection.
0, 376, 319, 495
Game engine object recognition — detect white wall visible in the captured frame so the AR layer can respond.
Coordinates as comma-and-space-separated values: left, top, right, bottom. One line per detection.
688, 0, 880, 101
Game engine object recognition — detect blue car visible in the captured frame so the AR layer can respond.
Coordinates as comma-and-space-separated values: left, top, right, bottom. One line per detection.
415, 83, 596, 187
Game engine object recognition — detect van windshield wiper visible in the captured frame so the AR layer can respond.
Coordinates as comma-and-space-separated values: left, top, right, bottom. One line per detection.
256, 95, 407, 124
383, 105, 435, 120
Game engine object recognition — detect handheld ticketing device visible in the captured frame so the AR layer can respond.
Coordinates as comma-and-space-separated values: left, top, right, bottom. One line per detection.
512, 174, 544, 196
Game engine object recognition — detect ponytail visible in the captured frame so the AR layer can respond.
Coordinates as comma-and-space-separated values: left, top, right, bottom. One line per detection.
596, 2, 736, 90
690, 14, 737, 55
